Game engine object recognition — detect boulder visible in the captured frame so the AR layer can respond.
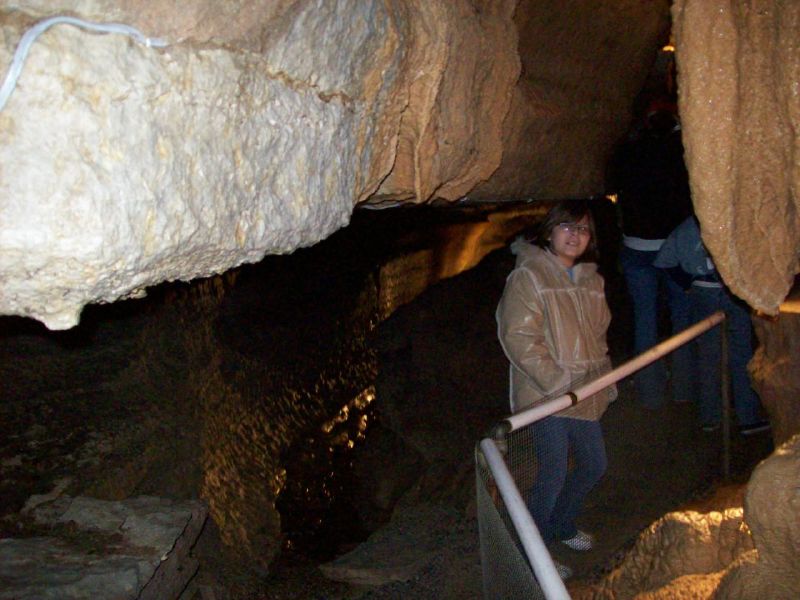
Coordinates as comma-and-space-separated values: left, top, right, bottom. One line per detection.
0, 495, 207, 600
581, 434, 800, 599
716, 433, 800, 600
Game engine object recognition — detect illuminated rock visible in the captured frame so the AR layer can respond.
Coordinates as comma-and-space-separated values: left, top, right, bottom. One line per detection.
580, 434, 800, 599
716, 433, 800, 600
0, 1, 670, 329
673, 0, 800, 314
584, 508, 754, 599
0, 2, 401, 329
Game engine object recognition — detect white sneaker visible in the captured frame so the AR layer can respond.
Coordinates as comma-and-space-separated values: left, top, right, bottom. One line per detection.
561, 530, 594, 552
554, 561, 573, 580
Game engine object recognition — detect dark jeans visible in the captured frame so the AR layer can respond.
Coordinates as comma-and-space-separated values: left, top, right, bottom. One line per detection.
527, 416, 606, 543
620, 246, 693, 408
691, 286, 761, 426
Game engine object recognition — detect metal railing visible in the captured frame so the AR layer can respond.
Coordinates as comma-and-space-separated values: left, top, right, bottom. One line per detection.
476, 311, 726, 599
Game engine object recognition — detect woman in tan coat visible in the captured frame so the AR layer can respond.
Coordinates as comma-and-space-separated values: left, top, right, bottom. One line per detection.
496, 199, 615, 577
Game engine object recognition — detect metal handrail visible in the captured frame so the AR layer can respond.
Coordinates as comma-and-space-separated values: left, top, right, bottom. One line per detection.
502, 310, 725, 432
479, 310, 727, 599
480, 437, 570, 599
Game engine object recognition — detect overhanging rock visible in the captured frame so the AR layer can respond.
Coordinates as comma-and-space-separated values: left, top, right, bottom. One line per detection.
0, 7, 388, 328
0, 1, 671, 329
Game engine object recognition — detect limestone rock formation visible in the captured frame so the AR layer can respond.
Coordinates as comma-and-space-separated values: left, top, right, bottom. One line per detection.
0, 2, 402, 329
581, 434, 800, 600
673, 0, 800, 314
0, 1, 670, 329
716, 433, 800, 600
0, 495, 207, 600
750, 310, 800, 446
471, 1, 671, 201
583, 509, 754, 599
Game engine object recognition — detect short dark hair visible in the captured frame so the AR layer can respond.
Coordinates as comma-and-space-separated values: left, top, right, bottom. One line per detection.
533, 199, 598, 263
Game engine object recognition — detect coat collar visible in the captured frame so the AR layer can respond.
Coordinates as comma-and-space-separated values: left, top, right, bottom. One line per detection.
512, 239, 597, 282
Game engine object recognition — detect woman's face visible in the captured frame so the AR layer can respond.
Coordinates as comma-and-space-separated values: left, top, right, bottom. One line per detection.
549, 214, 591, 268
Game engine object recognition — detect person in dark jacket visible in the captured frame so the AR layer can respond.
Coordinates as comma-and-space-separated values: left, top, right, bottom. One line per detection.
608, 103, 693, 409
654, 216, 770, 435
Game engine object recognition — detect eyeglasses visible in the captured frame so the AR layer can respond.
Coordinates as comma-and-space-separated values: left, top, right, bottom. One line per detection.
556, 222, 590, 236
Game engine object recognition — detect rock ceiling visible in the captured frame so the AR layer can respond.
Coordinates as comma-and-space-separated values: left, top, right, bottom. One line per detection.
0, 0, 797, 328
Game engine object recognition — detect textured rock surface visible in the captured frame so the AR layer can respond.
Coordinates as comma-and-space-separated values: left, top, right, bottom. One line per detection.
750, 310, 800, 446
716, 433, 800, 600
673, 0, 800, 314
0, 495, 207, 600
471, 0, 671, 200
0, 1, 669, 329
581, 434, 800, 600
582, 509, 754, 599
0, 3, 393, 329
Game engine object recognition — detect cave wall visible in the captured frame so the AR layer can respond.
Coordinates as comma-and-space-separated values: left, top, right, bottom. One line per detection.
750, 310, 800, 446
0, 0, 670, 329
471, 0, 671, 200
673, 0, 800, 315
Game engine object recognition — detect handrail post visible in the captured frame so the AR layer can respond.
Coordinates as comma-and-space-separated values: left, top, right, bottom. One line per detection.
721, 315, 731, 480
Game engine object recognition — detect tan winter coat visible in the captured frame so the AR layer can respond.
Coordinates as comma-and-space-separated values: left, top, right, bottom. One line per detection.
496, 240, 615, 420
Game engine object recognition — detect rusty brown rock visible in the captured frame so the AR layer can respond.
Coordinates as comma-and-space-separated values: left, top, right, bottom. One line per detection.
369, 0, 520, 204
673, 0, 800, 314
471, 0, 672, 201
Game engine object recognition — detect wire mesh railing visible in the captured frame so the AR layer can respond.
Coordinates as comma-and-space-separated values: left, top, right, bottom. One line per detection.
476, 310, 726, 599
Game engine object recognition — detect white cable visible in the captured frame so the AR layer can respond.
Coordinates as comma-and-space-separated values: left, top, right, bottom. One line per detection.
0, 15, 168, 112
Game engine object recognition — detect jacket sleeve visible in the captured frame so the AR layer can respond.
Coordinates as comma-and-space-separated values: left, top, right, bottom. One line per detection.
496, 268, 570, 395
600, 356, 618, 402
654, 222, 693, 289
653, 232, 679, 269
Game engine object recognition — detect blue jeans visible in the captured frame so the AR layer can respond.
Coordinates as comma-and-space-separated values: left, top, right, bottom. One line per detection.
620, 246, 693, 408
527, 417, 606, 543
691, 286, 761, 426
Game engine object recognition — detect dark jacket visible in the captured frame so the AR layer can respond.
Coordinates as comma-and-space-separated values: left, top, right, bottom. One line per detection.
608, 124, 692, 240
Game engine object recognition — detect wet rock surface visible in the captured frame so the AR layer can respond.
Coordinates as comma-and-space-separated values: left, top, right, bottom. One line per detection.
673, 0, 800, 314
